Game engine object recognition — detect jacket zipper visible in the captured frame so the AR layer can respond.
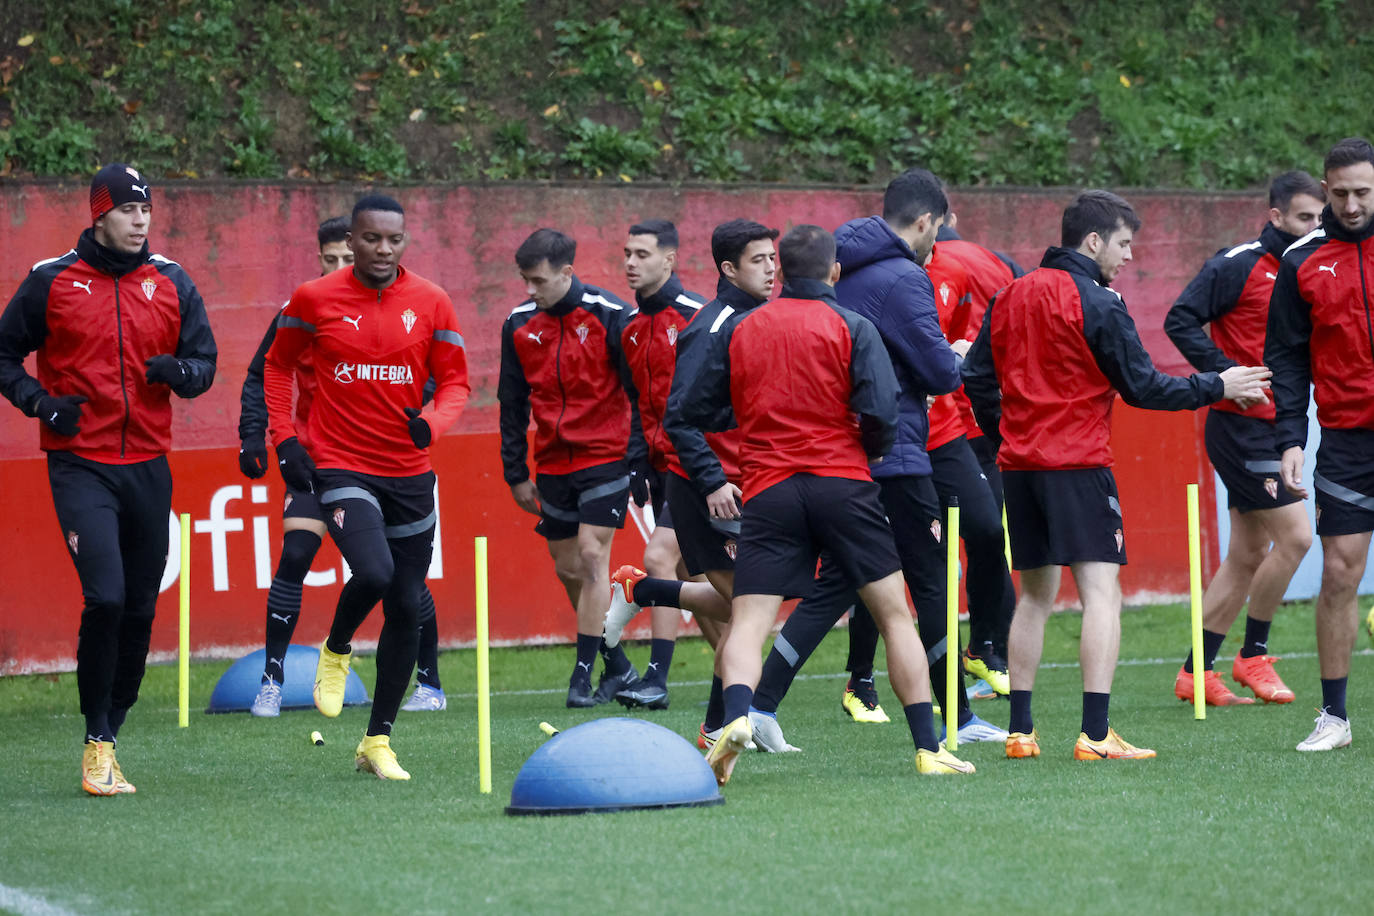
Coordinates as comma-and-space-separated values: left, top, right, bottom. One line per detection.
1359, 240, 1374, 371
554, 316, 569, 466
114, 277, 130, 458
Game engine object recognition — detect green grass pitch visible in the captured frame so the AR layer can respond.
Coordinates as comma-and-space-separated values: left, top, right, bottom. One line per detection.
1, 599, 1371, 914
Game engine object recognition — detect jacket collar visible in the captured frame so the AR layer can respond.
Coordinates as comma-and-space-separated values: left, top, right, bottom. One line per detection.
77, 228, 149, 277
1040, 246, 1105, 285
635, 273, 685, 314
714, 276, 766, 311
546, 276, 586, 317
344, 263, 409, 295
1320, 205, 1374, 244
1258, 222, 1298, 258
779, 277, 839, 307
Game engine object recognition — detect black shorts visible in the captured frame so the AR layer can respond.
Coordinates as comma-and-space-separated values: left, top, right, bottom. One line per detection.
535, 460, 629, 540
664, 471, 737, 576
733, 474, 901, 600
1003, 468, 1126, 569
1205, 410, 1301, 514
316, 469, 437, 539
1313, 427, 1374, 536
282, 485, 323, 522
647, 467, 673, 528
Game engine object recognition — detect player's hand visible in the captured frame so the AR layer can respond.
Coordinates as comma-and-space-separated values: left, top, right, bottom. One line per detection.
35, 393, 88, 437
1279, 445, 1308, 499
1218, 365, 1271, 402
238, 437, 269, 479
276, 436, 317, 493
144, 354, 187, 387
949, 338, 972, 358
510, 479, 541, 516
403, 407, 432, 448
628, 458, 653, 508
706, 482, 742, 520
1230, 394, 1265, 411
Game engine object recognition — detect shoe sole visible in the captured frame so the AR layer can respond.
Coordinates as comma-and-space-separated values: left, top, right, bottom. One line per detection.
356, 758, 411, 780
1233, 677, 1295, 704
1073, 747, 1157, 760
706, 724, 751, 785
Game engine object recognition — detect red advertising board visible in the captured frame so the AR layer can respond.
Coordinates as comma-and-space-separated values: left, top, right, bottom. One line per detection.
1, 182, 1252, 673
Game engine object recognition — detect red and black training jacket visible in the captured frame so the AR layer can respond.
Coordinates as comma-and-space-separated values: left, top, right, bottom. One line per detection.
498, 276, 644, 483
1267, 206, 1374, 452
674, 277, 898, 503
1165, 222, 1297, 422
963, 247, 1224, 471
0, 228, 217, 462
620, 274, 706, 471
662, 279, 762, 496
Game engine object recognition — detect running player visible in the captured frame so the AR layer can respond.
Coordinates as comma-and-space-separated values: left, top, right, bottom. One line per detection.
607, 219, 724, 709
498, 228, 643, 708
1163, 171, 1323, 706
0, 163, 217, 794
963, 189, 1270, 761
680, 223, 976, 783
1268, 137, 1374, 752
264, 195, 469, 780
239, 217, 449, 716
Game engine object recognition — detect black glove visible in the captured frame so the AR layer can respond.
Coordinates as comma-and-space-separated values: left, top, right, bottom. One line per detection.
275, 437, 317, 492
144, 354, 187, 387
35, 394, 88, 437
404, 407, 432, 448
628, 458, 653, 508
239, 437, 269, 479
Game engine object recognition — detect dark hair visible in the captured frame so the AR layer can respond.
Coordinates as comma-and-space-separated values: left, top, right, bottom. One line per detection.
1268, 170, 1324, 211
710, 219, 778, 275
317, 216, 350, 247
778, 225, 836, 282
1061, 189, 1140, 248
1323, 137, 1374, 175
516, 228, 576, 270
882, 168, 948, 229
351, 194, 404, 225
628, 219, 679, 250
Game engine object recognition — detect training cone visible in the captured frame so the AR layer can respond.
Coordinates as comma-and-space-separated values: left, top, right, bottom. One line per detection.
506, 718, 723, 815
206, 645, 369, 713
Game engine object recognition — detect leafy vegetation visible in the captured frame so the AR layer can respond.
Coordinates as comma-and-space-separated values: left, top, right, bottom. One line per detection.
0, 1, 1367, 186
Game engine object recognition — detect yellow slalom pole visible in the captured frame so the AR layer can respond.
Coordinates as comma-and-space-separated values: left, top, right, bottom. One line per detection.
475, 536, 492, 793
178, 512, 190, 728
1002, 504, 1012, 570
1186, 484, 1205, 721
945, 501, 960, 750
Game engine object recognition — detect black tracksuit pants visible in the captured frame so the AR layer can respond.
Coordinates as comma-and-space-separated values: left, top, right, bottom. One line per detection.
49, 451, 172, 742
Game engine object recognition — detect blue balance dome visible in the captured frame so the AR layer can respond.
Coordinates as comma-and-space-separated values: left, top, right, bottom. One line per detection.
207, 645, 369, 713
507, 717, 724, 815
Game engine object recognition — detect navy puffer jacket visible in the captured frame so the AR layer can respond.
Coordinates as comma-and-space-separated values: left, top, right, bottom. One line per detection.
834, 216, 960, 477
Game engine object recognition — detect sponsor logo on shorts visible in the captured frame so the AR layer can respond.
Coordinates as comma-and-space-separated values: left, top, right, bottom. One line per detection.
67, 531, 79, 555
1264, 477, 1278, 500
724, 539, 737, 560
333, 507, 346, 529
1114, 528, 1124, 553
